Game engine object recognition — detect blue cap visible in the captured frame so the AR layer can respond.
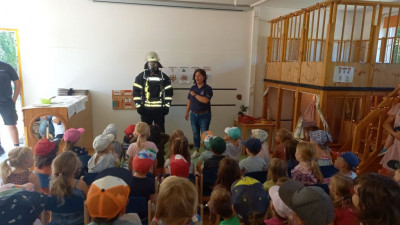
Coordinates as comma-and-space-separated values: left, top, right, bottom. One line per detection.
241, 138, 262, 154
341, 152, 359, 170
224, 127, 241, 140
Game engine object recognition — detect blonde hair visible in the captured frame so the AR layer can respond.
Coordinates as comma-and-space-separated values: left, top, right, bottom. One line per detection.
275, 128, 292, 144
1, 147, 33, 182
267, 158, 288, 183
168, 129, 185, 152
152, 176, 198, 225
171, 136, 190, 165
50, 151, 81, 204
330, 174, 353, 208
134, 122, 150, 150
296, 142, 324, 183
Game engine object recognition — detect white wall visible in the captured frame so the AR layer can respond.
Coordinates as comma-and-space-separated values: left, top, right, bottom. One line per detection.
0, 0, 253, 142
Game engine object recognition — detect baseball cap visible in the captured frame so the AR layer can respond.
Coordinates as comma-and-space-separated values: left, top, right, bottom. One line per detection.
34, 138, 60, 156
86, 176, 130, 220
103, 124, 117, 139
209, 136, 226, 155
93, 134, 115, 152
269, 185, 292, 219
204, 135, 213, 149
241, 138, 262, 154
341, 152, 359, 170
95, 167, 134, 187
279, 179, 334, 225
0, 190, 46, 225
170, 154, 190, 178
231, 176, 269, 221
63, 128, 85, 143
124, 124, 136, 140
132, 149, 156, 173
201, 130, 214, 142
224, 127, 241, 140
251, 129, 268, 142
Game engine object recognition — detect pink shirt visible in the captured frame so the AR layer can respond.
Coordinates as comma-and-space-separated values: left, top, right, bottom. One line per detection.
127, 141, 158, 158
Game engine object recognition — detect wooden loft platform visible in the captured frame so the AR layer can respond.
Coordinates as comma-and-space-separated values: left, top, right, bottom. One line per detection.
263, 0, 400, 146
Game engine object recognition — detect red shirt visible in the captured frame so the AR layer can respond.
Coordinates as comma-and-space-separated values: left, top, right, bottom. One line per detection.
272, 143, 286, 160
334, 205, 359, 225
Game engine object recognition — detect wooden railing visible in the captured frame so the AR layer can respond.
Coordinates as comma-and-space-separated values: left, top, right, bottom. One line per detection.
351, 85, 400, 173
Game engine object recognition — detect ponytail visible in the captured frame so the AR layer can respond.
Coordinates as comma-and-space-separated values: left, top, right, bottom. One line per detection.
50, 151, 81, 204
171, 136, 190, 165
134, 122, 150, 150
310, 159, 324, 183
1, 147, 32, 183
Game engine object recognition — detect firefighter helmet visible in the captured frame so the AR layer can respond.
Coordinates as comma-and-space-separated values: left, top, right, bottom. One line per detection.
145, 51, 160, 62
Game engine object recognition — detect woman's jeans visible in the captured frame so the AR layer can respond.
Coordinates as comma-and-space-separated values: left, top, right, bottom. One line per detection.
190, 111, 211, 149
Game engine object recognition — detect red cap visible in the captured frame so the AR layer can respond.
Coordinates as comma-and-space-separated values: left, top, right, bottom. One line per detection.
170, 154, 190, 178
124, 124, 136, 140
34, 138, 57, 156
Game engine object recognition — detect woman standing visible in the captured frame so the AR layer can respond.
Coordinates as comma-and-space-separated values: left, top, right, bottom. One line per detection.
185, 69, 213, 158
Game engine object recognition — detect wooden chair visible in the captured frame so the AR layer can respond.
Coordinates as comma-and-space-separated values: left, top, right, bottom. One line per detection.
42, 195, 85, 225
244, 170, 268, 183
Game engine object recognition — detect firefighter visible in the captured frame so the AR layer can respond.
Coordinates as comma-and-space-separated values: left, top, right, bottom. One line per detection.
133, 51, 173, 132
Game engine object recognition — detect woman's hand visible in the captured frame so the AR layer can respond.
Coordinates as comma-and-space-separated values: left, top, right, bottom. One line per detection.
190, 91, 196, 97
185, 112, 189, 121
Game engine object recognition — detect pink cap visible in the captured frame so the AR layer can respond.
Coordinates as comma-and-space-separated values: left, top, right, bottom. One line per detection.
64, 128, 85, 143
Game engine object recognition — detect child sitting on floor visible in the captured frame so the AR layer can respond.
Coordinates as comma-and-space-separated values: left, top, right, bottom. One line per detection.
239, 138, 267, 174
203, 136, 226, 171
164, 136, 193, 174
251, 129, 270, 165
272, 128, 292, 160
123, 124, 136, 150
208, 185, 241, 225
265, 185, 292, 225
1, 147, 41, 192
131, 150, 156, 202
224, 127, 242, 161
291, 142, 324, 185
309, 130, 333, 166
103, 123, 124, 160
63, 127, 88, 156
263, 158, 288, 191
88, 134, 119, 173
334, 152, 359, 179
196, 131, 214, 173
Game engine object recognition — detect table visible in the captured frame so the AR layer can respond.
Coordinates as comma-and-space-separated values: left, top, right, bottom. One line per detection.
233, 119, 275, 154
22, 95, 93, 154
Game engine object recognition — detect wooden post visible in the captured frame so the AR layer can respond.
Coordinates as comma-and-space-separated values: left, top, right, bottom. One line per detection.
349, 4, 357, 62
390, 7, 400, 63
276, 87, 283, 129
263, 83, 269, 119
324, 2, 337, 85
314, 7, 321, 62
368, 5, 380, 87
292, 90, 302, 131
384, 6, 392, 62
300, 11, 310, 62
358, 6, 366, 62
319, 6, 327, 61
339, 4, 347, 62
308, 10, 315, 61
281, 18, 290, 62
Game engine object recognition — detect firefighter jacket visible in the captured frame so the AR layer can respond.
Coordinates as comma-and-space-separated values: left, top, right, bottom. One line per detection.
133, 69, 173, 114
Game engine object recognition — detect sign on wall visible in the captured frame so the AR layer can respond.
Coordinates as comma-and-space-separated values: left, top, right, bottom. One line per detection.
163, 66, 212, 85
333, 66, 354, 83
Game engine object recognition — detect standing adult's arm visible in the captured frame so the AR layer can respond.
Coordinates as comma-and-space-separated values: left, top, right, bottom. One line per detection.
12, 80, 21, 103
185, 99, 191, 121
163, 75, 173, 108
189, 91, 210, 104
133, 75, 143, 109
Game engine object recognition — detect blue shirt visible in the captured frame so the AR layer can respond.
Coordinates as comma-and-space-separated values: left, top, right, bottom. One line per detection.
188, 84, 213, 112
0, 61, 19, 103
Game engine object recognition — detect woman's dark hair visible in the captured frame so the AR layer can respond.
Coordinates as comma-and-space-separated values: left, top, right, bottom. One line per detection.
215, 158, 241, 191
192, 68, 207, 84
285, 139, 299, 161
354, 173, 400, 225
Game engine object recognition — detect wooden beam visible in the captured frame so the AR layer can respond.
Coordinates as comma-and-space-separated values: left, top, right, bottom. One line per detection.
276, 87, 283, 129
339, 4, 347, 62
348, 5, 357, 62
292, 90, 302, 131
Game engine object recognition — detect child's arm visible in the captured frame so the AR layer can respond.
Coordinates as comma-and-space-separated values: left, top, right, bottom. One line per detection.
77, 177, 89, 197
196, 161, 202, 174
29, 173, 42, 193
128, 156, 133, 172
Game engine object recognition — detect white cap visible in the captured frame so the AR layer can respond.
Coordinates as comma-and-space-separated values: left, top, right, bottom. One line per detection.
269, 185, 293, 219
93, 134, 114, 152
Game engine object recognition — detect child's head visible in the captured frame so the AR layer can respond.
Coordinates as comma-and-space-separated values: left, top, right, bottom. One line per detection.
334, 152, 359, 172
210, 136, 226, 155
284, 139, 299, 161
295, 142, 324, 183
34, 138, 59, 169
309, 130, 332, 148
171, 136, 190, 164
303, 125, 319, 141
329, 174, 353, 208
275, 128, 292, 144
134, 122, 150, 138
50, 151, 81, 203
87, 175, 130, 222
103, 123, 117, 140
124, 124, 136, 142
208, 185, 234, 219
132, 149, 156, 174
169, 129, 185, 149
1, 147, 33, 182
64, 128, 85, 147
352, 173, 400, 225
269, 185, 293, 220
203, 135, 213, 150
241, 138, 262, 155
224, 127, 241, 141
395, 169, 400, 183
154, 176, 198, 225
251, 129, 268, 143
279, 179, 334, 225
170, 154, 190, 177
267, 158, 288, 183
231, 177, 269, 225
148, 124, 161, 144
93, 134, 114, 153
215, 157, 241, 191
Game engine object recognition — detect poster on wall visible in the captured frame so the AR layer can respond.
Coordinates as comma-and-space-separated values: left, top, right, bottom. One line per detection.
333, 66, 354, 83
164, 66, 213, 85
178, 67, 191, 84
163, 67, 178, 84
